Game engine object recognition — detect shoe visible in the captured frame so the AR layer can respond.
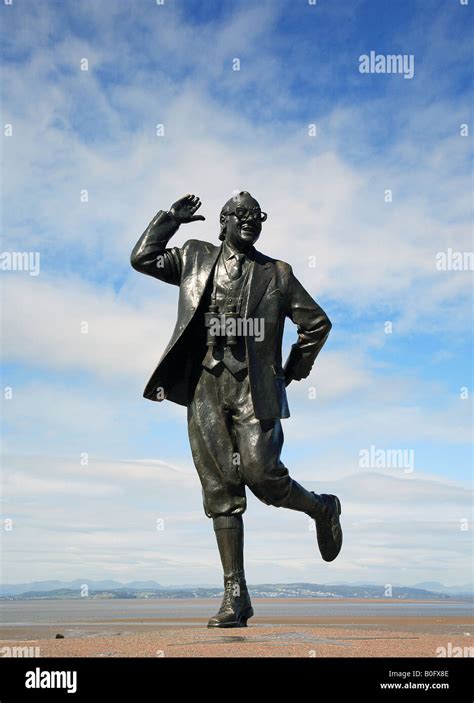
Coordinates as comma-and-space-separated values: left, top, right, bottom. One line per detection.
312, 493, 343, 562
207, 572, 254, 628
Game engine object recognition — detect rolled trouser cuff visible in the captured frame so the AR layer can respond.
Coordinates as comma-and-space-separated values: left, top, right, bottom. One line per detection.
213, 514, 243, 531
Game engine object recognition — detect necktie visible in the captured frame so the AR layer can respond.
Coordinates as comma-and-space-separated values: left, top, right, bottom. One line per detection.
228, 253, 245, 281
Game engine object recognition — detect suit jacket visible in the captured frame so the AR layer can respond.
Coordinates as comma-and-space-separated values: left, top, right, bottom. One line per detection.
130, 210, 332, 420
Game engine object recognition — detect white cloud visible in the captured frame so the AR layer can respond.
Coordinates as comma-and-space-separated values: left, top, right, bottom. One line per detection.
1, 275, 179, 381
2, 456, 472, 586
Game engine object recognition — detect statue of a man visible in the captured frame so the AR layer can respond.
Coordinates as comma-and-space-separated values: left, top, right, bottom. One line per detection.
131, 191, 342, 627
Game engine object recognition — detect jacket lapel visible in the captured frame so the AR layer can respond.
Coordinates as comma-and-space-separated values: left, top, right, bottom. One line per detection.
186, 242, 222, 312
245, 253, 273, 318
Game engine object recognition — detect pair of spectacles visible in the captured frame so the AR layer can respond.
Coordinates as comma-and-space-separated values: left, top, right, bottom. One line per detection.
226, 207, 268, 223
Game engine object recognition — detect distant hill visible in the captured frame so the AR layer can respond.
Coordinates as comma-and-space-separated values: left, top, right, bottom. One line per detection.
412, 581, 473, 596
0, 579, 164, 597
0, 580, 465, 600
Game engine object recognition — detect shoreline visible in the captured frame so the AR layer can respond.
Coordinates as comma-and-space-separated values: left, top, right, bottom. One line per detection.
2, 596, 466, 603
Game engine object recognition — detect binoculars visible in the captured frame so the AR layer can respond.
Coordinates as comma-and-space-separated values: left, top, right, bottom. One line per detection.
205, 304, 238, 347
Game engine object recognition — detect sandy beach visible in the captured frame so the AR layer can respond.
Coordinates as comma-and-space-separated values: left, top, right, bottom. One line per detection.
2, 625, 473, 658
1, 598, 472, 658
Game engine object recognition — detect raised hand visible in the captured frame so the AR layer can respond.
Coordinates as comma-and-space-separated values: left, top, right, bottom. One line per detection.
169, 194, 205, 224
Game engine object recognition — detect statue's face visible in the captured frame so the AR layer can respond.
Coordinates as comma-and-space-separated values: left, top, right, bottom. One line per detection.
223, 193, 264, 250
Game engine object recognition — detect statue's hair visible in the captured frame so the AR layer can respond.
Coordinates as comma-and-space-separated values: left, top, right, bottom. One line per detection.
219, 191, 254, 240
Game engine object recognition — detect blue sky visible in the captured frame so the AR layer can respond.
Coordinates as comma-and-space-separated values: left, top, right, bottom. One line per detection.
1, 0, 472, 588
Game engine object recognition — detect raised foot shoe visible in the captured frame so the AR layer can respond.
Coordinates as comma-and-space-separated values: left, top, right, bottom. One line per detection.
312, 493, 343, 562
207, 573, 254, 628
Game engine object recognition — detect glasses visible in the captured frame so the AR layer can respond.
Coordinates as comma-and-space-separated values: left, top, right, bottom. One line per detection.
226, 207, 267, 223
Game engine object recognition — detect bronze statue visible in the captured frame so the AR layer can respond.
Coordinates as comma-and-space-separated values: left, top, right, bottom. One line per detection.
131, 192, 342, 627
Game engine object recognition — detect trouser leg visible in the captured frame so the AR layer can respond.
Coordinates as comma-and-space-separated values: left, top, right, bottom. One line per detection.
187, 367, 252, 627
232, 374, 321, 516
187, 367, 246, 518
284, 480, 322, 516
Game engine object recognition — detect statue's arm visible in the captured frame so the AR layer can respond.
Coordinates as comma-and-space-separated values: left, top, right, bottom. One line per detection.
130, 194, 205, 286
283, 269, 332, 385
130, 210, 183, 285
